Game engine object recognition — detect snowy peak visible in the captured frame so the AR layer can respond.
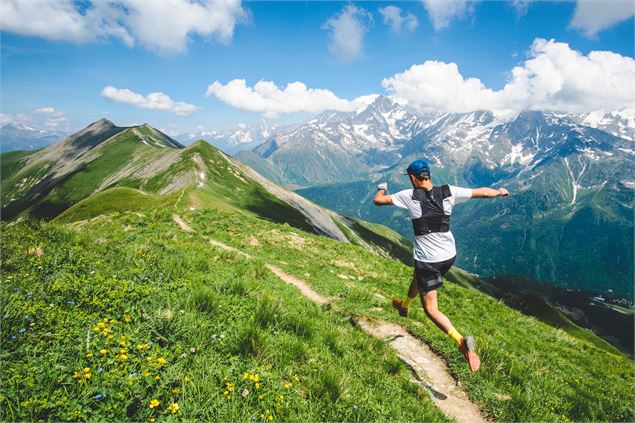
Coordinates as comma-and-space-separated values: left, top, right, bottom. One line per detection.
177, 120, 294, 155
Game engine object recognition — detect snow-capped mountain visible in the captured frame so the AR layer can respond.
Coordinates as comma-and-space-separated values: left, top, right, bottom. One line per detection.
0, 122, 66, 152
242, 95, 438, 184
570, 109, 635, 141
177, 121, 294, 155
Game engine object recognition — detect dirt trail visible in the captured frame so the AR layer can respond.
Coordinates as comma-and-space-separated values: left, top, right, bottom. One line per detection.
172, 214, 194, 233
265, 264, 331, 305
356, 317, 490, 423
172, 214, 490, 423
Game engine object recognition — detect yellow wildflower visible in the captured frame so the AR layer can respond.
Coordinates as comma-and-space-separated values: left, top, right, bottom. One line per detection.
168, 403, 179, 414
149, 419, 156, 423
184, 376, 191, 382
149, 399, 160, 409
124, 315, 132, 323
293, 376, 299, 382
146, 356, 153, 362
243, 372, 249, 379
99, 349, 107, 355
83, 367, 90, 373
97, 322, 106, 328
118, 354, 128, 361
119, 341, 127, 347
255, 383, 260, 390
144, 372, 151, 377
84, 373, 91, 379
93, 326, 100, 332
155, 376, 161, 381
268, 416, 273, 421
171, 387, 180, 394
86, 353, 93, 357
157, 357, 167, 365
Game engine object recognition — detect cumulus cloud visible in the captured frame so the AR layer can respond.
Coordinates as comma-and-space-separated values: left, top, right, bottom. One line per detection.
35, 107, 68, 128
421, 0, 475, 30
0, 0, 247, 54
322, 4, 372, 62
206, 79, 373, 118
101, 86, 199, 116
570, 0, 635, 37
382, 38, 635, 113
379, 5, 418, 33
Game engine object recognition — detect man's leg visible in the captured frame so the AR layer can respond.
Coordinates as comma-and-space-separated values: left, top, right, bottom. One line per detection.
422, 289, 480, 372
392, 275, 418, 317
420, 289, 459, 338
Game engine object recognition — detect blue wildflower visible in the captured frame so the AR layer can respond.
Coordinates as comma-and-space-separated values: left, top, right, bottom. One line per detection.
98, 368, 103, 373
19, 328, 26, 333
95, 394, 103, 399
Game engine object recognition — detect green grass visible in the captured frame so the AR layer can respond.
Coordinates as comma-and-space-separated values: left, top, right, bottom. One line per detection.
184, 207, 635, 423
1, 212, 447, 422
55, 187, 178, 223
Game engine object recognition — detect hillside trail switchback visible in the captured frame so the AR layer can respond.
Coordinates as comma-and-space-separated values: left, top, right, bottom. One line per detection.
172, 214, 491, 423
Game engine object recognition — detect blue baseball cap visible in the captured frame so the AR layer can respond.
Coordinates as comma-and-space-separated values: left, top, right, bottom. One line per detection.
406, 160, 431, 177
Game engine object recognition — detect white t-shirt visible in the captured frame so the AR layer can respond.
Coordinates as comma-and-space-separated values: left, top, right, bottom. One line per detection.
391, 185, 473, 263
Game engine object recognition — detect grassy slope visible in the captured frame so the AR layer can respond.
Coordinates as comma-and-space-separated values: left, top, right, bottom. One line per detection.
186, 208, 634, 423
1, 214, 446, 422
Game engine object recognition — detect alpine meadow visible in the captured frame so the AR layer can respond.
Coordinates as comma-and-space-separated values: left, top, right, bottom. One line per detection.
1, 1, 634, 423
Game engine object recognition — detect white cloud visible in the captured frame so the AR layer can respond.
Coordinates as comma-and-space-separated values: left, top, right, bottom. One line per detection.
382, 38, 635, 113
379, 6, 418, 33
421, 0, 475, 30
101, 86, 199, 116
570, 0, 635, 37
206, 79, 372, 118
322, 4, 372, 62
35, 107, 58, 114
35, 107, 68, 128
510, 0, 533, 17
0, 113, 15, 125
0, 0, 247, 54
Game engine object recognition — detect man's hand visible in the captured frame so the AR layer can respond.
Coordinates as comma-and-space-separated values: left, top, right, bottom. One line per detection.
374, 182, 392, 206
499, 187, 509, 197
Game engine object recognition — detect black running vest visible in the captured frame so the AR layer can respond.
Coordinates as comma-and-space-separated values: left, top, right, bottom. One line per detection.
411, 184, 452, 236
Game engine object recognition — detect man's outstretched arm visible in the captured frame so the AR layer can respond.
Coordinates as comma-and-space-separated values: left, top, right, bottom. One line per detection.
374, 182, 393, 206
471, 187, 509, 198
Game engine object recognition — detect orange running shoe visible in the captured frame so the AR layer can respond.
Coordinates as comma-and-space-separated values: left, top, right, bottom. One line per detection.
458, 336, 481, 372
391, 299, 409, 317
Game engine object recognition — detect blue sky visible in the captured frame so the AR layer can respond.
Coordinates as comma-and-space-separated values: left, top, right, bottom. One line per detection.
1, 0, 633, 135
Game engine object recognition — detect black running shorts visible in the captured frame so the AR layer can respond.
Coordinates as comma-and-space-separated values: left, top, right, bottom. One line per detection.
413, 256, 456, 293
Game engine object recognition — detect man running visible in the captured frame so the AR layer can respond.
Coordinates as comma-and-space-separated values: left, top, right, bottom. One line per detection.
373, 159, 509, 372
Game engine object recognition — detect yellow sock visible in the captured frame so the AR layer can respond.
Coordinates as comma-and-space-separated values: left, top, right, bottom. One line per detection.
448, 328, 463, 346
402, 296, 415, 309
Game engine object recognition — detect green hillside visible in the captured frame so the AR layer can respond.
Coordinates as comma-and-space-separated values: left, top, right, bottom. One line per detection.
3, 206, 633, 422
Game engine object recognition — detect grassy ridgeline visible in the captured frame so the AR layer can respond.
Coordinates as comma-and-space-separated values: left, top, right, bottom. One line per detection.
1, 214, 446, 422
2, 208, 634, 422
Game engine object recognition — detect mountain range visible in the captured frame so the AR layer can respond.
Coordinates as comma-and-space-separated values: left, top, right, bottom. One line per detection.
230, 95, 634, 300
0, 118, 412, 262
0, 122, 67, 153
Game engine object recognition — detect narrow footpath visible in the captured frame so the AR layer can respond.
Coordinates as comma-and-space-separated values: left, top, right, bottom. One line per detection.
172, 214, 491, 423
